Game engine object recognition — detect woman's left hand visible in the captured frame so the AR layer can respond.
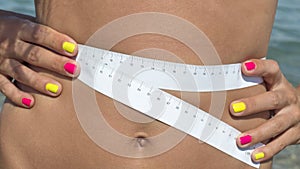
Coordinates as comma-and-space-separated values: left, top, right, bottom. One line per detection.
229, 59, 300, 162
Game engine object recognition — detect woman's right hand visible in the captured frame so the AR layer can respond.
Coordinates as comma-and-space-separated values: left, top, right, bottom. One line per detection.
0, 13, 80, 108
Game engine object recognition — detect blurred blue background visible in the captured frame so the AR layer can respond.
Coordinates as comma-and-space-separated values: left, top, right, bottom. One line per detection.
0, 0, 299, 168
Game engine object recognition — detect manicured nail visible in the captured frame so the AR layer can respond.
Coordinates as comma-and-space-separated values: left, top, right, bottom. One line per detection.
62, 42, 76, 53
45, 83, 59, 94
245, 61, 256, 71
254, 152, 265, 160
22, 98, 32, 107
240, 135, 252, 145
64, 62, 77, 74
232, 102, 246, 113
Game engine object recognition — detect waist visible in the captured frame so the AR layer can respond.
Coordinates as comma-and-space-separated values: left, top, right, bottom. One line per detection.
1, 50, 272, 169
2, 27, 271, 169
2, 69, 271, 169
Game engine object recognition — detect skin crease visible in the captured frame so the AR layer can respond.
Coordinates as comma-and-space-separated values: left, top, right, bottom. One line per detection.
0, 0, 278, 169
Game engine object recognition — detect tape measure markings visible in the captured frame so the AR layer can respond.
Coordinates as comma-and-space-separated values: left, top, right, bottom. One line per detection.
76, 44, 263, 168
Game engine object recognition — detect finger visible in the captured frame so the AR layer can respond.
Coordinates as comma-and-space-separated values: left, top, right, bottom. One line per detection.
18, 19, 78, 56
242, 59, 283, 88
236, 110, 298, 148
230, 90, 287, 116
0, 58, 62, 96
13, 40, 80, 77
251, 122, 300, 162
0, 74, 34, 108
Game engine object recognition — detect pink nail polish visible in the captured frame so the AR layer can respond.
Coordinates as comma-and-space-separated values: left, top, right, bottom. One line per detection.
64, 62, 77, 74
22, 98, 32, 107
240, 135, 252, 145
245, 62, 256, 71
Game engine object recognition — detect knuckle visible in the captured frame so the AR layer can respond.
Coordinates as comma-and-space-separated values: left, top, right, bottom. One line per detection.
29, 75, 44, 90
287, 92, 298, 105
11, 64, 25, 80
272, 61, 280, 75
0, 58, 11, 73
0, 39, 9, 54
27, 47, 40, 64
0, 80, 10, 95
47, 34, 58, 49
31, 24, 48, 42
0, 39, 11, 57
0, 57, 8, 67
22, 19, 33, 26
50, 56, 63, 71
269, 91, 280, 108
12, 40, 25, 58
245, 97, 255, 112
268, 60, 281, 78
14, 40, 23, 51
276, 142, 287, 153
269, 60, 280, 71
20, 19, 34, 34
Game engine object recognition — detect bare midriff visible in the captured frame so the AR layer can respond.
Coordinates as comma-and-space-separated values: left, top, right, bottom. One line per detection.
0, 0, 277, 169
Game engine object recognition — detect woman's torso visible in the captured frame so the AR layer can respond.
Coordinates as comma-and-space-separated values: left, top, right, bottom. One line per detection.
0, 0, 277, 168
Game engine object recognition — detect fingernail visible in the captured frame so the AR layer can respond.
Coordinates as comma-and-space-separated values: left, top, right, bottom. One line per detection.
232, 102, 246, 113
240, 135, 252, 145
22, 98, 32, 107
245, 61, 256, 71
64, 62, 77, 74
62, 42, 76, 53
45, 83, 59, 94
254, 152, 265, 160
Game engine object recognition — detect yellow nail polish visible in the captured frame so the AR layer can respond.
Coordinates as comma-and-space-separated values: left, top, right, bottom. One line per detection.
232, 102, 246, 113
255, 152, 265, 160
46, 83, 59, 94
62, 42, 75, 53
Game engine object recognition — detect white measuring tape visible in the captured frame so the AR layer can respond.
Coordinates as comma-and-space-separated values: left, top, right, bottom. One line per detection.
76, 44, 264, 168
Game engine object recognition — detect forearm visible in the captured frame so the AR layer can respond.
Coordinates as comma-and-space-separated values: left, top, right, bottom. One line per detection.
297, 85, 300, 96
0, 9, 35, 21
